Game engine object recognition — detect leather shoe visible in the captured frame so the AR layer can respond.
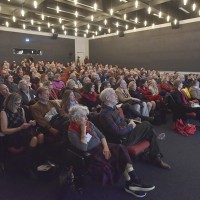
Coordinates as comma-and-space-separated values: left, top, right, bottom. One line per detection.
151, 157, 171, 169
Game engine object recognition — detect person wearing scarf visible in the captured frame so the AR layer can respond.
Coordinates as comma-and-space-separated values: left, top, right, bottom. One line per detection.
67, 105, 155, 198
80, 82, 101, 111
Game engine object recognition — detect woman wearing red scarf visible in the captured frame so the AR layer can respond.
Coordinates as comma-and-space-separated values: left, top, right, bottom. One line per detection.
68, 105, 155, 198
80, 82, 101, 111
137, 79, 162, 101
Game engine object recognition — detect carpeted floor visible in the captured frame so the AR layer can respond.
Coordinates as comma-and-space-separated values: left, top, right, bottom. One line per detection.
0, 113, 200, 200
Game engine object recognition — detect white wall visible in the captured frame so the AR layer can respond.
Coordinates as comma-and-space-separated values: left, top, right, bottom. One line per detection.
75, 37, 89, 64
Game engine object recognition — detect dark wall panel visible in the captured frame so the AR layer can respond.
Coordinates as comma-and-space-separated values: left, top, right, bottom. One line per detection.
0, 31, 75, 64
89, 22, 200, 72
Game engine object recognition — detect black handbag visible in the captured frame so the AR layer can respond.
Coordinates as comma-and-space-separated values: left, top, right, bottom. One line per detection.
50, 114, 69, 132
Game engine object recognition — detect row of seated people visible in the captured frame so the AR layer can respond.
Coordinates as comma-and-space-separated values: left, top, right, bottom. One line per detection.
1, 60, 200, 196
1, 59, 199, 123
170, 80, 200, 121
0, 85, 171, 198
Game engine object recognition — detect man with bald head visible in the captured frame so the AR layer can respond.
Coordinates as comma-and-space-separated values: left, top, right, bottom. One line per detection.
99, 88, 170, 169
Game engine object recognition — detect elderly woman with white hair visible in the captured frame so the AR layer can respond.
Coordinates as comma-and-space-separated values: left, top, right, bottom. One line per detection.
67, 105, 155, 198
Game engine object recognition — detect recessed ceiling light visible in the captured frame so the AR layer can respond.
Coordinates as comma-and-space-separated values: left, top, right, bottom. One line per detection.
12, 16, 16, 22
94, 3, 97, 11
110, 8, 113, 15
148, 6, 151, 14
56, 6, 60, 13
183, 0, 188, 6
21, 9, 25, 17
135, 0, 138, 8
5, 21, 9, 27
166, 15, 170, 22
75, 11, 78, 17
31, 19, 34, 25
41, 14, 44, 20
91, 15, 94, 21
192, 3, 196, 11
33, 1, 38, 9
159, 11, 162, 18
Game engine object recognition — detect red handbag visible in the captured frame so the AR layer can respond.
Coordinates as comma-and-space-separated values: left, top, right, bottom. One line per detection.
172, 119, 196, 136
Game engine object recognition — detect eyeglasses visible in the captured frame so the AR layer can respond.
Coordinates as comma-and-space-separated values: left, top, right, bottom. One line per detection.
15, 102, 21, 106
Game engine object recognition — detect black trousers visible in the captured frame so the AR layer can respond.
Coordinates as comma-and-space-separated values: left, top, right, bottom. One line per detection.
123, 121, 160, 157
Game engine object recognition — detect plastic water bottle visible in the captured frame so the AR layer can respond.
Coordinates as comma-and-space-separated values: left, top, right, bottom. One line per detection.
157, 133, 166, 140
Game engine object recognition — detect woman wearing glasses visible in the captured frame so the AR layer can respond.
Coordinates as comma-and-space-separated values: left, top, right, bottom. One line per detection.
0, 92, 44, 150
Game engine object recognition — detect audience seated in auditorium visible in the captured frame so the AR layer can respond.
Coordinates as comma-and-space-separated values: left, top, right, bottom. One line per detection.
99, 88, 171, 169
128, 80, 155, 115
0, 93, 44, 169
115, 79, 152, 120
68, 105, 155, 198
